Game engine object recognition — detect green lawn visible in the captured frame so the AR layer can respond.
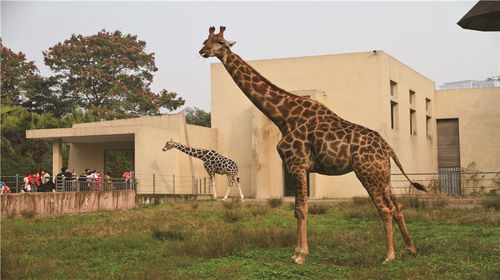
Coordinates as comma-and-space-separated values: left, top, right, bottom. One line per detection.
2, 197, 499, 279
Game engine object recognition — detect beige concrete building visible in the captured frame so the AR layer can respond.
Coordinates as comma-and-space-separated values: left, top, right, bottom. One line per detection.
26, 51, 499, 198
435, 87, 500, 173
27, 114, 217, 194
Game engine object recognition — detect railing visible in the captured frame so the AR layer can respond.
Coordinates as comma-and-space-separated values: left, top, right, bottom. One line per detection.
133, 173, 211, 195
2, 171, 498, 196
0, 174, 136, 193
59, 178, 135, 192
390, 171, 500, 196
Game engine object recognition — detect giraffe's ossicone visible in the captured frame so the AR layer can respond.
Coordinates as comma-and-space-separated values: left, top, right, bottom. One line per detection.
162, 139, 244, 201
200, 26, 426, 265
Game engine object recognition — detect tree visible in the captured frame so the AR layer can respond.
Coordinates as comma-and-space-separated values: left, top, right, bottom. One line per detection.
185, 108, 211, 127
0, 38, 43, 106
43, 30, 185, 119
1, 105, 61, 176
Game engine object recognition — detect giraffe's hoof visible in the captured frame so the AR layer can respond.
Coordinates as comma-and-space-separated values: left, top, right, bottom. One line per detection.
383, 256, 395, 264
293, 255, 306, 265
407, 247, 417, 255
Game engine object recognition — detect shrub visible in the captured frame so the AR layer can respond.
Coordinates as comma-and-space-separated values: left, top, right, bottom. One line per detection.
222, 199, 241, 210
308, 204, 329, 215
352, 196, 372, 206
285, 202, 295, 211
266, 198, 283, 208
190, 202, 199, 210
152, 227, 189, 241
20, 210, 36, 219
429, 196, 449, 209
249, 206, 268, 218
480, 196, 500, 211
223, 209, 245, 223
399, 196, 428, 209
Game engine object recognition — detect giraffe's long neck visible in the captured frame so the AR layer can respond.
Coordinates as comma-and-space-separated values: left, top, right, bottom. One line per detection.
173, 143, 206, 160
219, 50, 301, 133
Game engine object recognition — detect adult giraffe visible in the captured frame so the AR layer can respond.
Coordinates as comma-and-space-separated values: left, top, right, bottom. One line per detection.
199, 26, 426, 265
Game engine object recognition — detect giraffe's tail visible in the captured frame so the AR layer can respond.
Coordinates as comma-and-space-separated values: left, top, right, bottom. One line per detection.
385, 141, 427, 192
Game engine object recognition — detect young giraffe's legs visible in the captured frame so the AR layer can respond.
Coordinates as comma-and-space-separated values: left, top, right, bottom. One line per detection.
236, 176, 244, 201
222, 175, 232, 201
209, 174, 217, 200
290, 167, 309, 264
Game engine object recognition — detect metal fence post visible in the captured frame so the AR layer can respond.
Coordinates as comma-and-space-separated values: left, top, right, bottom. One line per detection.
16, 174, 19, 193
173, 175, 175, 194
204, 177, 206, 194
192, 176, 195, 194
131, 171, 135, 191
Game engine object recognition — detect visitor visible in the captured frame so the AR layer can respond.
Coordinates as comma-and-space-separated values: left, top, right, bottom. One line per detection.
56, 167, 76, 191
23, 173, 31, 192
40, 170, 55, 192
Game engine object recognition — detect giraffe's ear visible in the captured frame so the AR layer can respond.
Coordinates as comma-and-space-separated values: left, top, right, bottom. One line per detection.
227, 41, 236, 47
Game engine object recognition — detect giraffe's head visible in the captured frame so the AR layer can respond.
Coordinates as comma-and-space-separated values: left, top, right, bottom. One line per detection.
162, 139, 176, 151
199, 26, 236, 58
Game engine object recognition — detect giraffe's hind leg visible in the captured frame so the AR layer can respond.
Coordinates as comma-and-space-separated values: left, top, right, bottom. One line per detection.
354, 169, 396, 263
222, 175, 232, 201
236, 175, 244, 201
388, 193, 417, 255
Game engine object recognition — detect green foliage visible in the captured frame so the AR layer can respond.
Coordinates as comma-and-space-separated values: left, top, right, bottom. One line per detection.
222, 198, 242, 210
308, 204, 329, 215
0, 39, 41, 106
223, 209, 245, 223
43, 29, 185, 119
20, 210, 36, 219
480, 196, 500, 211
185, 108, 211, 127
104, 150, 134, 178
267, 198, 283, 208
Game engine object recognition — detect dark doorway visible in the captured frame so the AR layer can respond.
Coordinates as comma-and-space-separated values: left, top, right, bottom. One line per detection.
104, 149, 135, 178
283, 162, 310, 197
436, 119, 461, 195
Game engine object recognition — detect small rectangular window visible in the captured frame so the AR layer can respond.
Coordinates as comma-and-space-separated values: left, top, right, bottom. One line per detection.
390, 80, 397, 96
391, 101, 398, 130
426, 115, 431, 139
425, 98, 431, 112
409, 90, 415, 104
410, 109, 416, 135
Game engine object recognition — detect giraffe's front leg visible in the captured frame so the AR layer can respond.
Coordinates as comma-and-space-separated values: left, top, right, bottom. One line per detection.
210, 175, 217, 200
290, 168, 309, 265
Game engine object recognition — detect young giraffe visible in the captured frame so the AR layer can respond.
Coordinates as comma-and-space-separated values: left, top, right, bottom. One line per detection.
199, 26, 426, 264
162, 139, 244, 201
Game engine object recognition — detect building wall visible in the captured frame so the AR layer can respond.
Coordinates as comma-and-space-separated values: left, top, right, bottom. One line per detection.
67, 114, 219, 194
211, 51, 438, 198
435, 87, 500, 172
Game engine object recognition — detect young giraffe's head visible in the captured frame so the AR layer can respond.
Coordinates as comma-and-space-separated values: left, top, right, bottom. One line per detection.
199, 26, 236, 58
162, 139, 176, 151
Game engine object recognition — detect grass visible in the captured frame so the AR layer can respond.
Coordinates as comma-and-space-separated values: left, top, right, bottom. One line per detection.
267, 197, 283, 208
2, 197, 499, 279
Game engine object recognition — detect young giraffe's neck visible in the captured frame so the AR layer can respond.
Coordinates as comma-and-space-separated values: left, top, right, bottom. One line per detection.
173, 142, 205, 160
219, 50, 303, 133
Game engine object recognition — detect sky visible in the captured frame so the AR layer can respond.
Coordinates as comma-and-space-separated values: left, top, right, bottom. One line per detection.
1, 1, 499, 112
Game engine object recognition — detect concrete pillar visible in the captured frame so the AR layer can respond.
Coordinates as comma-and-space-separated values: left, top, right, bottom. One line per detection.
52, 139, 63, 177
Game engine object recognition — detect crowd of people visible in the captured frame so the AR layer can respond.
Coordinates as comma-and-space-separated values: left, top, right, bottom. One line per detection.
21, 170, 56, 192
2, 168, 132, 193
56, 167, 110, 191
